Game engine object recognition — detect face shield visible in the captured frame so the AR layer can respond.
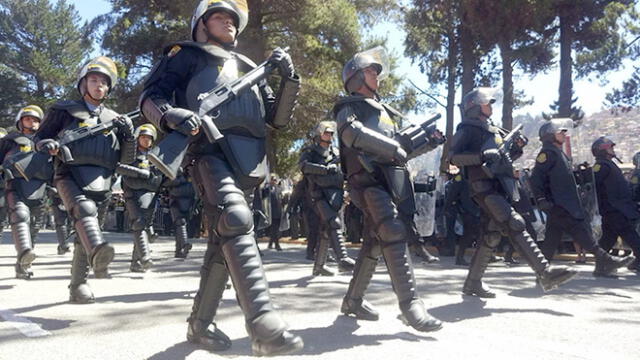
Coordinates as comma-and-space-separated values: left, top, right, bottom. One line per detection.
352, 46, 390, 80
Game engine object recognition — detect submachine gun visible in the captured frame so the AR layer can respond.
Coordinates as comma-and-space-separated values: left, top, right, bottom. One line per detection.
9, 110, 140, 181
481, 123, 526, 202
148, 48, 288, 180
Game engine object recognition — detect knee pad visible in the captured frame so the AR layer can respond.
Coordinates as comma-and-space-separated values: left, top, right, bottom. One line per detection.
377, 216, 407, 244
484, 231, 502, 248
10, 205, 30, 224
329, 216, 342, 230
508, 212, 526, 232
483, 194, 511, 223
216, 202, 253, 238
72, 199, 97, 219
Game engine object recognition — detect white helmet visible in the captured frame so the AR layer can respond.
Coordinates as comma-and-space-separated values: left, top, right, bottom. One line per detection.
77, 56, 118, 97
15, 105, 44, 130
191, 0, 248, 43
135, 123, 158, 141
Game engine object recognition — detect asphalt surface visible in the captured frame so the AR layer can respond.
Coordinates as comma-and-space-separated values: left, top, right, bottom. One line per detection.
1, 231, 639, 360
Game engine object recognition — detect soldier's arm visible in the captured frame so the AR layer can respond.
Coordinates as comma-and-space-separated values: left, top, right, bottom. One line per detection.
33, 108, 67, 143
448, 127, 483, 166
529, 150, 556, 204
336, 105, 407, 163
139, 47, 197, 132
299, 150, 328, 175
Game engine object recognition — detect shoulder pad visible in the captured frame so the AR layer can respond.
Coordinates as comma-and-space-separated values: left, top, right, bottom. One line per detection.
164, 41, 232, 60
593, 163, 602, 172
454, 174, 463, 182
50, 100, 92, 121
233, 52, 258, 69
3, 131, 23, 141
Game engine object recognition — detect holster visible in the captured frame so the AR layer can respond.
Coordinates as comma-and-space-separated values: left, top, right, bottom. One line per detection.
380, 165, 416, 216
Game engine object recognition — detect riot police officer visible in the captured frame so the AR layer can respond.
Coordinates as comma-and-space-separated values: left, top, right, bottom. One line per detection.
163, 168, 195, 258
631, 152, 640, 205
299, 121, 355, 276
117, 124, 163, 272
591, 137, 640, 272
449, 89, 577, 298
139, 1, 302, 355
530, 120, 634, 277
35, 56, 136, 303
0, 105, 51, 279
335, 46, 445, 332
444, 168, 481, 266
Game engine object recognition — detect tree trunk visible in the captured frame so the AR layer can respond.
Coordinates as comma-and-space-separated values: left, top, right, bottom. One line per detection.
558, 13, 573, 118
459, 22, 476, 97
499, 41, 514, 130
440, 22, 458, 174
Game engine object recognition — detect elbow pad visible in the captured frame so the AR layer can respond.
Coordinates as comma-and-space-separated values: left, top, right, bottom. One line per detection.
450, 153, 483, 167
270, 75, 301, 129
140, 95, 172, 130
341, 121, 404, 162
116, 164, 151, 179
301, 161, 328, 175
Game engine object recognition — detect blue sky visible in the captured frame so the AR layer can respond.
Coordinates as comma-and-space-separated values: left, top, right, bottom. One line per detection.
72, 0, 633, 127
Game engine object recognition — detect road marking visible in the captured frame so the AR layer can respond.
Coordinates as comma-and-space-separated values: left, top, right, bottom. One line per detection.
0, 308, 51, 338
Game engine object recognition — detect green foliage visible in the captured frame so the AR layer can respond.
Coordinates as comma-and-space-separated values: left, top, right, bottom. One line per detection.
605, 66, 640, 112
0, 0, 94, 126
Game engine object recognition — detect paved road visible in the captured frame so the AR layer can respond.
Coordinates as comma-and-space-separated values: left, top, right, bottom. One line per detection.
1, 231, 639, 360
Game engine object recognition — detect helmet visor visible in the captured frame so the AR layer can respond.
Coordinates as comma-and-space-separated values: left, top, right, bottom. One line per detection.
353, 46, 390, 80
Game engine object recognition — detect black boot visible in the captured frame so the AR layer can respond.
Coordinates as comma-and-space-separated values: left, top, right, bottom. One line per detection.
132, 230, 153, 271
341, 250, 379, 321
75, 216, 114, 278
221, 234, 303, 356
455, 246, 469, 266
174, 222, 192, 258
312, 234, 334, 276
69, 243, 94, 304
382, 242, 442, 332
509, 232, 577, 291
328, 229, 355, 271
187, 259, 232, 351
56, 224, 71, 255
593, 248, 635, 277
13, 221, 35, 279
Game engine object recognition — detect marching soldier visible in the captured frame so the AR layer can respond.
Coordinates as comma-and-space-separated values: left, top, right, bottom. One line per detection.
299, 121, 355, 276
335, 46, 445, 332
117, 124, 163, 272
449, 89, 576, 298
591, 137, 640, 272
529, 120, 634, 277
139, 0, 303, 355
0, 105, 51, 279
35, 56, 136, 302
163, 169, 195, 258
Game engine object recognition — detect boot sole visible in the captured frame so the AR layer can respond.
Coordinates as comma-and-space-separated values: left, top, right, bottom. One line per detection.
92, 244, 115, 277
252, 337, 304, 357
540, 270, 578, 292
69, 295, 96, 304
462, 290, 496, 298
187, 334, 232, 352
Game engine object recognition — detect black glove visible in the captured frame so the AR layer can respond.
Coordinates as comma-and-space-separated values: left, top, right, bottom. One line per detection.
482, 149, 501, 163
114, 115, 134, 138
36, 139, 60, 153
326, 163, 339, 174
537, 198, 553, 211
269, 47, 295, 77
162, 108, 201, 136
427, 126, 446, 145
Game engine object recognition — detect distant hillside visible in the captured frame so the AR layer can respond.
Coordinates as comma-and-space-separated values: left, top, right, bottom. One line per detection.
513, 108, 640, 170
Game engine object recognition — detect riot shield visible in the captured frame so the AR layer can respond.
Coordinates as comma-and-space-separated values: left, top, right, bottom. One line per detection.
574, 162, 602, 240
409, 147, 442, 237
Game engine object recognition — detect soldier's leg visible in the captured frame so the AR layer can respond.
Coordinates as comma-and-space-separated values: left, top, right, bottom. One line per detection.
598, 215, 619, 252
52, 201, 71, 255
194, 156, 302, 356
69, 238, 94, 303
29, 202, 45, 248
126, 199, 152, 272
409, 231, 440, 264
481, 194, 576, 292
187, 224, 231, 351
8, 192, 35, 279
341, 224, 380, 320
456, 214, 478, 266
599, 215, 640, 272
312, 227, 334, 276
174, 217, 192, 258
315, 200, 354, 270
540, 214, 564, 261
304, 209, 319, 260
463, 217, 501, 297
362, 186, 442, 332
56, 177, 113, 278
561, 213, 634, 277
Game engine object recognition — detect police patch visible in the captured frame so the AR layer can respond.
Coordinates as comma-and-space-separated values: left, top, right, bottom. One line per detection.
455, 174, 462, 182
168, 45, 182, 58
19, 145, 31, 153
536, 153, 547, 163
495, 134, 503, 146
632, 176, 639, 184
593, 164, 601, 172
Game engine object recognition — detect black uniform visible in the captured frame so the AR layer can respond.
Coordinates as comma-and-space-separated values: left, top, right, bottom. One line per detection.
450, 118, 574, 296
47, 185, 71, 255
335, 95, 442, 331
263, 183, 283, 251
35, 100, 136, 299
286, 180, 306, 240
593, 157, 640, 269
140, 41, 301, 352
163, 171, 195, 258
530, 142, 634, 277
118, 148, 163, 272
0, 131, 51, 278
299, 142, 354, 275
